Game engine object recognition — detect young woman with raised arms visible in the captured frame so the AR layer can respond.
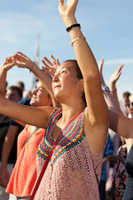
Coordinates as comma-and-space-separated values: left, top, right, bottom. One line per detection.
0, 0, 108, 199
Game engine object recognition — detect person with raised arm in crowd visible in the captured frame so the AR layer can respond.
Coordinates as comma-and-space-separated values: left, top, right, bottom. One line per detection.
0, 55, 58, 200
99, 59, 133, 200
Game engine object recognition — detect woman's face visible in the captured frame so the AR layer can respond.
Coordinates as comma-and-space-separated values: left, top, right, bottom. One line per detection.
128, 97, 133, 118
30, 81, 52, 107
52, 62, 82, 102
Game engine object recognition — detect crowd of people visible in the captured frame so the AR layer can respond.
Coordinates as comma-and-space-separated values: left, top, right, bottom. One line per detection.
0, 0, 133, 199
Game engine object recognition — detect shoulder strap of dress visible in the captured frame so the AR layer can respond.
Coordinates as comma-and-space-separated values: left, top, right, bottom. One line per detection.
30, 137, 59, 200
22, 127, 39, 148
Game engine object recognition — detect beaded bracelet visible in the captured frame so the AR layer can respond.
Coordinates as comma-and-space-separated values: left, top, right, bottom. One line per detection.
66, 23, 80, 32
71, 36, 86, 46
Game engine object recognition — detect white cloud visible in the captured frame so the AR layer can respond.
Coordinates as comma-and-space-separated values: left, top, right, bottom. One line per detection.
104, 59, 133, 66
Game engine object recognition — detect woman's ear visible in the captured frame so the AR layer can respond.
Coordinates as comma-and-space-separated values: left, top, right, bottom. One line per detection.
78, 79, 84, 92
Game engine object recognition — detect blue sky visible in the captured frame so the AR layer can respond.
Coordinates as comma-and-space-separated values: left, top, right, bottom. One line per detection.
0, 0, 133, 100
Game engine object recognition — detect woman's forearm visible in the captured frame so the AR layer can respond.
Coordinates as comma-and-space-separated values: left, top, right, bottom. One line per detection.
0, 67, 7, 96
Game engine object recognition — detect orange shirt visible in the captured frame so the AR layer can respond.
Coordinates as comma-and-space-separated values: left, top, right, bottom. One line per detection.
6, 125, 45, 197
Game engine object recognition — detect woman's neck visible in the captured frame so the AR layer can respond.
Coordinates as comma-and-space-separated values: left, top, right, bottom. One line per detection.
60, 102, 85, 123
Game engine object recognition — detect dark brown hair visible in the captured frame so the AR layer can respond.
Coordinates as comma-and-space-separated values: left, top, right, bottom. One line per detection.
123, 91, 131, 98
8, 85, 23, 98
64, 59, 83, 79
64, 59, 86, 106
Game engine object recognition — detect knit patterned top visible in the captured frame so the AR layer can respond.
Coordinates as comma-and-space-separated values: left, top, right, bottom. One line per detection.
34, 107, 102, 200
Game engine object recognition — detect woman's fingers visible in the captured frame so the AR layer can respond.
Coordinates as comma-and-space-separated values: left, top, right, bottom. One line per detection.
43, 57, 53, 66
42, 59, 52, 70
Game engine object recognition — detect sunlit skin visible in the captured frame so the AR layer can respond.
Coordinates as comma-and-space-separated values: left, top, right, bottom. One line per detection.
52, 62, 84, 105
30, 81, 52, 107
49, 62, 87, 141
26, 81, 52, 133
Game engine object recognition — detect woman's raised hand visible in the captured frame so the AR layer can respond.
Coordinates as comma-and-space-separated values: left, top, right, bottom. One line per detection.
1, 56, 15, 72
14, 52, 34, 70
98, 59, 106, 86
41, 55, 60, 78
109, 64, 124, 87
58, 0, 78, 26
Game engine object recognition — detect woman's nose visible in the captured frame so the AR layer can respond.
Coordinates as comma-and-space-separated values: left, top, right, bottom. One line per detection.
32, 88, 37, 95
53, 74, 59, 82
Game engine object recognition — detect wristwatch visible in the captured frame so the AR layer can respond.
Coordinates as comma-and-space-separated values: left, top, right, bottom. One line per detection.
102, 85, 110, 91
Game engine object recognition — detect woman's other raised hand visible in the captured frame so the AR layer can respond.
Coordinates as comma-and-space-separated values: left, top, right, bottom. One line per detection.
41, 55, 60, 78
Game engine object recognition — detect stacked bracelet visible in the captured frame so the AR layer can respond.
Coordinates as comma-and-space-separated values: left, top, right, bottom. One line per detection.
66, 23, 80, 32
71, 36, 86, 46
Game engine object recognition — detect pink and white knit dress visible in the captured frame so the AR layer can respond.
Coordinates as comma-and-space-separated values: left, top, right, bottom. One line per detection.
34, 108, 102, 200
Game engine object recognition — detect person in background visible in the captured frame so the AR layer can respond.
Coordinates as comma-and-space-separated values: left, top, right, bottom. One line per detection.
120, 91, 131, 117
99, 134, 114, 200
16, 81, 25, 93
0, 103, 30, 196
0, 55, 56, 200
16, 81, 32, 100
106, 62, 133, 200
7, 80, 53, 200
0, 85, 22, 200
99, 58, 133, 200
108, 63, 124, 156
111, 143, 127, 200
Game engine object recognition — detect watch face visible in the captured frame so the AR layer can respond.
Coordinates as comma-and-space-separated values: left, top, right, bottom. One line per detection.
102, 86, 110, 91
